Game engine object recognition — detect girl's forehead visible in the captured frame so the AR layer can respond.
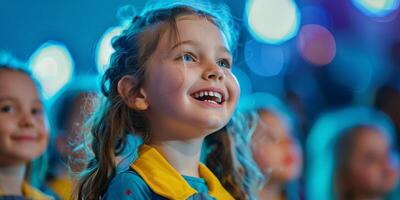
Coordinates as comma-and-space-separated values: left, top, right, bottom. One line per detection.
0, 70, 40, 99
0, 69, 33, 85
354, 129, 389, 148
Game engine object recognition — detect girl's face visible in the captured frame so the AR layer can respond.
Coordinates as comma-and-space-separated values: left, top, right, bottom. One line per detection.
251, 110, 302, 183
142, 15, 240, 140
344, 129, 398, 196
0, 70, 49, 165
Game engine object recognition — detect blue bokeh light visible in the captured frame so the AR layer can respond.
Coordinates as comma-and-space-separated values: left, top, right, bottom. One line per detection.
244, 39, 286, 77
246, 0, 301, 44
28, 41, 74, 99
352, 0, 400, 17
95, 26, 123, 74
232, 67, 253, 100
301, 5, 331, 27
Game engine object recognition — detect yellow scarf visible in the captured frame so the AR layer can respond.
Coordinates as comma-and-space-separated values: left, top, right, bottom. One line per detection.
131, 144, 234, 200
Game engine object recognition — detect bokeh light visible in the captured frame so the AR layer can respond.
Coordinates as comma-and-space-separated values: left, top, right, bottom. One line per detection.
329, 41, 381, 93
232, 67, 252, 100
244, 39, 286, 77
301, 5, 331, 27
246, 0, 301, 44
352, 0, 400, 17
95, 26, 123, 74
297, 24, 336, 66
28, 41, 74, 99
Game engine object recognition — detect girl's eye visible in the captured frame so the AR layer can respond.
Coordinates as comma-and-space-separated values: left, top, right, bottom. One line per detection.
181, 53, 196, 63
217, 59, 231, 68
1, 105, 14, 113
32, 108, 43, 115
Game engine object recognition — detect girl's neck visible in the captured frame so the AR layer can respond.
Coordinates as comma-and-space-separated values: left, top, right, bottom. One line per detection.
149, 138, 204, 177
0, 164, 26, 195
259, 180, 284, 200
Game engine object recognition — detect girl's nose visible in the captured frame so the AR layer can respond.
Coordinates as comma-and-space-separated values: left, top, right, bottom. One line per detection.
202, 62, 224, 81
19, 112, 35, 128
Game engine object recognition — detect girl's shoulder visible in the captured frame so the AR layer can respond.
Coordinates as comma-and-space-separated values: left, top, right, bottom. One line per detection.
103, 169, 154, 200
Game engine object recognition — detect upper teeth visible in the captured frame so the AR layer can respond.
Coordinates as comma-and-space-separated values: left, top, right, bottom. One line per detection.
194, 91, 223, 103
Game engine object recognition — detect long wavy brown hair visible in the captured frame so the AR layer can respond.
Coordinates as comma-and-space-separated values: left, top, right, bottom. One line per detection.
72, 1, 246, 199
205, 127, 248, 200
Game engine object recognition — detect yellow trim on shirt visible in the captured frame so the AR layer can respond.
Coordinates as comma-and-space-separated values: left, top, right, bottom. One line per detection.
0, 181, 53, 200
131, 144, 234, 200
22, 182, 53, 200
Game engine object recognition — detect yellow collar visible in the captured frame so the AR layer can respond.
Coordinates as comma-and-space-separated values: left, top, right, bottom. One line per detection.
131, 144, 234, 200
0, 181, 52, 200
22, 182, 53, 200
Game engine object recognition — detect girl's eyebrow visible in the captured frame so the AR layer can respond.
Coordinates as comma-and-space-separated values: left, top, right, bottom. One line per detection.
170, 40, 199, 51
0, 96, 17, 102
0, 96, 42, 105
170, 40, 232, 57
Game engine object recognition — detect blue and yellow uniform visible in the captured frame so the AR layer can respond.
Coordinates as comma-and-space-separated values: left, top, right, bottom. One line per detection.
103, 144, 234, 200
0, 182, 53, 200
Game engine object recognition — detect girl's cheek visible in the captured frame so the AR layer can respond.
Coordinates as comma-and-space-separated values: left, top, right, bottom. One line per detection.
226, 73, 240, 97
353, 168, 378, 189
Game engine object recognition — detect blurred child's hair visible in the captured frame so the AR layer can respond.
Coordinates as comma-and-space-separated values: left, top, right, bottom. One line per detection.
0, 52, 48, 187
205, 113, 263, 200
217, 92, 301, 199
205, 125, 249, 200
46, 75, 99, 180
73, 1, 239, 199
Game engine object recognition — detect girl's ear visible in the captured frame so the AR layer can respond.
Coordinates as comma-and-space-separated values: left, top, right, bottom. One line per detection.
117, 75, 149, 111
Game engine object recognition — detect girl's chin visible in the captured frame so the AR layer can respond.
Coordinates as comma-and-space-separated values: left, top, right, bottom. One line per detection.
197, 117, 227, 130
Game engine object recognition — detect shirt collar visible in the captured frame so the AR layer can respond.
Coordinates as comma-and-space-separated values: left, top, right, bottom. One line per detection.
22, 182, 53, 200
131, 144, 234, 200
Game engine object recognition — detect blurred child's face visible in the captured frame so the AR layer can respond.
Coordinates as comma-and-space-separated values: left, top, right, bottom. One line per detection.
344, 129, 398, 196
251, 110, 302, 183
58, 93, 93, 158
143, 15, 239, 140
0, 70, 49, 165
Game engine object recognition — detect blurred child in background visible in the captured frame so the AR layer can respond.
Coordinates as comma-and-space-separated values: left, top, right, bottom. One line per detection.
46, 75, 98, 200
306, 107, 400, 200
0, 55, 52, 199
226, 93, 304, 200
251, 108, 303, 200
334, 124, 399, 200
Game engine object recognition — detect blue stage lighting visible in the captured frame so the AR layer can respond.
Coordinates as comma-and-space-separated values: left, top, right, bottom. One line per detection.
244, 39, 286, 77
232, 67, 252, 99
352, 0, 400, 17
96, 26, 123, 74
246, 0, 301, 44
28, 41, 74, 99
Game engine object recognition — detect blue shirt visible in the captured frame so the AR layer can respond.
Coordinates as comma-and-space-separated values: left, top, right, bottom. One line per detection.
103, 145, 233, 200
103, 169, 216, 200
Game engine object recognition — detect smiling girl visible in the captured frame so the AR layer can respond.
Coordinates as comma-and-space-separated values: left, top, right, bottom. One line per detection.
0, 61, 52, 199
74, 1, 240, 199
